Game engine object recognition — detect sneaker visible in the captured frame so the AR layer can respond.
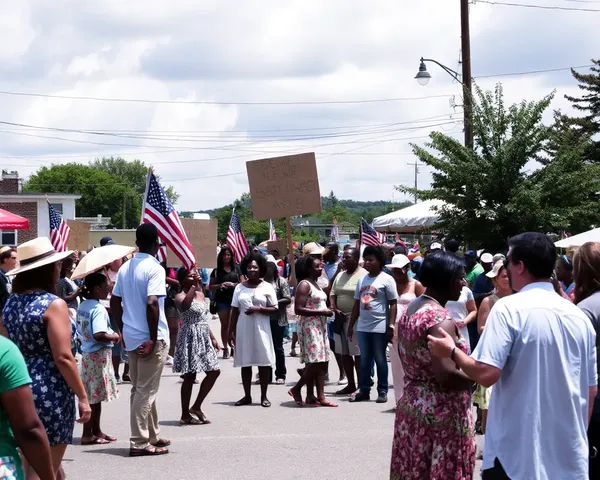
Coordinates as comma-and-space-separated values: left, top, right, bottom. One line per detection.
165, 355, 174, 366
349, 392, 370, 403
376, 393, 388, 404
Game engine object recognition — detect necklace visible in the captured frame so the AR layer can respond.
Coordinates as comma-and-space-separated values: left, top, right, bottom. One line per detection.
421, 294, 441, 306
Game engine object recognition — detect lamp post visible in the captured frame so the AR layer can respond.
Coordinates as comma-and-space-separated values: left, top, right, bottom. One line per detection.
415, 0, 473, 150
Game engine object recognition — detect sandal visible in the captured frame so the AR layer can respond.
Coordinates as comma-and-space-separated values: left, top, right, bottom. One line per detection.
335, 386, 357, 396
235, 396, 252, 406
98, 433, 117, 442
129, 445, 169, 457
152, 438, 171, 448
305, 397, 321, 406
288, 390, 305, 407
276, 378, 285, 385
261, 399, 272, 408
179, 417, 203, 426
122, 374, 131, 382
81, 437, 110, 446
190, 409, 211, 424
318, 400, 339, 407
290, 349, 297, 357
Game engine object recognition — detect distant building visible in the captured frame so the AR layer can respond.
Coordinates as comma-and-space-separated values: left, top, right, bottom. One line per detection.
192, 213, 210, 220
76, 215, 112, 230
291, 216, 359, 240
0, 171, 80, 246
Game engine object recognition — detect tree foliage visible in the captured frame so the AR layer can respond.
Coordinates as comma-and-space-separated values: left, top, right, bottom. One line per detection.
24, 157, 178, 229
399, 84, 600, 251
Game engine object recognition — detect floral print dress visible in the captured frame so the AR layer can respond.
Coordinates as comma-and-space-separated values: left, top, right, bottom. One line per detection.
297, 281, 330, 364
2, 292, 76, 446
390, 301, 475, 480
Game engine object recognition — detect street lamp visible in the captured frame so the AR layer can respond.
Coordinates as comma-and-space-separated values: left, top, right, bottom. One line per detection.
415, 60, 431, 86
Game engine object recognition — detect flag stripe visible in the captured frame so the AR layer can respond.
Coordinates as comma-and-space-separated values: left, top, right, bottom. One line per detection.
143, 207, 195, 262
227, 209, 249, 263
361, 218, 382, 247
48, 203, 71, 252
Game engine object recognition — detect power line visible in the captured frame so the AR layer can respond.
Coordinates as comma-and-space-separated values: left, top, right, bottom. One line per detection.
474, 64, 594, 79
0, 90, 453, 106
476, 0, 600, 11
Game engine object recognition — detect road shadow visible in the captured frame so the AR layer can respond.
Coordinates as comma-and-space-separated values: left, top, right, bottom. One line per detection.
159, 420, 185, 427
82, 447, 130, 457
212, 401, 244, 407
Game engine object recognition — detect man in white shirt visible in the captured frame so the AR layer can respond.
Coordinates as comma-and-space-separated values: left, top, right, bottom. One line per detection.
428, 232, 597, 479
111, 223, 171, 457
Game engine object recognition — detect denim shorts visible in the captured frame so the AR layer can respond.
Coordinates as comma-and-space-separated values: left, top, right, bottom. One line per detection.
216, 302, 231, 313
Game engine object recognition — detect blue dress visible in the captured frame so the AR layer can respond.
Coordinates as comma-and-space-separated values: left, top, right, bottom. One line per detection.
2, 291, 76, 445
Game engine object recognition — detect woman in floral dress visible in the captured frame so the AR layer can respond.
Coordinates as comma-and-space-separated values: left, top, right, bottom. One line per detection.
390, 251, 476, 480
173, 267, 220, 425
2, 237, 91, 479
77, 272, 120, 445
288, 255, 337, 407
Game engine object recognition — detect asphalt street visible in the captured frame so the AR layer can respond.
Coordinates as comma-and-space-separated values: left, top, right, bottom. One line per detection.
63, 317, 483, 480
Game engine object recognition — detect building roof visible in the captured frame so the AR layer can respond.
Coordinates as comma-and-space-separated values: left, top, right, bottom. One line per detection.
0, 193, 81, 200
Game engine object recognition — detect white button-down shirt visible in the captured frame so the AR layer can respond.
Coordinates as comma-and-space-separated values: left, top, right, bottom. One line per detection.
473, 282, 597, 479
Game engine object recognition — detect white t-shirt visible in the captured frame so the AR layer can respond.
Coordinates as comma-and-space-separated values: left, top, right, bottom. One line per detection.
112, 252, 169, 351
445, 287, 474, 345
472, 282, 597, 479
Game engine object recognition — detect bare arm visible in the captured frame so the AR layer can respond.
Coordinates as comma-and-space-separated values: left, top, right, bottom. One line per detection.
477, 297, 492, 334
1, 386, 55, 480
45, 299, 91, 421
443, 340, 502, 388
428, 320, 476, 390
175, 286, 197, 312
348, 300, 360, 341
462, 299, 477, 326
110, 295, 124, 335
229, 307, 240, 343
146, 295, 160, 343
61, 287, 80, 304
414, 281, 426, 297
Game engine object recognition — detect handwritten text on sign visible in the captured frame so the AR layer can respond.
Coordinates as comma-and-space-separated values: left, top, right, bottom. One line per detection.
246, 152, 322, 221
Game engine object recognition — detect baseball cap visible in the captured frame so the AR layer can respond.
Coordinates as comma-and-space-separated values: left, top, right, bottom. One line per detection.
465, 249, 478, 257
385, 254, 410, 270
265, 255, 277, 265
430, 242, 442, 251
493, 253, 506, 263
303, 242, 325, 256
486, 260, 505, 278
480, 253, 494, 264
100, 236, 115, 247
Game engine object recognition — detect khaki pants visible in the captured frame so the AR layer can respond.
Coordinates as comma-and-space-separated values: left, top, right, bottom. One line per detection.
128, 341, 168, 449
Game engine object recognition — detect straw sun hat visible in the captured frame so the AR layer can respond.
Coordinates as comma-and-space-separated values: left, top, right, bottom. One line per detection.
8, 237, 73, 276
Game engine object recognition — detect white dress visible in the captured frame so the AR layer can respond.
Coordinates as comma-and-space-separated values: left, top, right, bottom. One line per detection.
232, 282, 277, 368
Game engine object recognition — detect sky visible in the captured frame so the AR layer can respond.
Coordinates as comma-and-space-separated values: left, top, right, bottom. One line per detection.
1, 0, 598, 212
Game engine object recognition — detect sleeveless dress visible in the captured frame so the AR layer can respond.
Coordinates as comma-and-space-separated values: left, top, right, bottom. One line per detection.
173, 299, 219, 373
390, 286, 417, 404
2, 292, 76, 446
472, 293, 499, 410
296, 281, 330, 364
390, 301, 475, 480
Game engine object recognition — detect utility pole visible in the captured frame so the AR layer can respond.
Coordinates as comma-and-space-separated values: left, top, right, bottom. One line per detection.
408, 161, 423, 204
461, 0, 473, 150
123, 191, 126, 229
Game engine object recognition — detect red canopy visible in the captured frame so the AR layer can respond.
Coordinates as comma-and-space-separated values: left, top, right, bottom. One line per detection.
0, 208, 30, 230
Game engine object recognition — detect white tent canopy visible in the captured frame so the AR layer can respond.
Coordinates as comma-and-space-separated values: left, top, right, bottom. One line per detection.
555, 228, 600, 248
372, 200, 446, 232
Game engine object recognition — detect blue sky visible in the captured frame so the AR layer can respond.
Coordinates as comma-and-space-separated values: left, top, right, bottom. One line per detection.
1, 0, 598, 211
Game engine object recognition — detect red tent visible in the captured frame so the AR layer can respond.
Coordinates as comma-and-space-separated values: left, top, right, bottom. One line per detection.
0, 208, 29, 230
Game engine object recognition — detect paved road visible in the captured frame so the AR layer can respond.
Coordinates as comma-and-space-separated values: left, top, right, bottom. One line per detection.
64, 318, 483, 479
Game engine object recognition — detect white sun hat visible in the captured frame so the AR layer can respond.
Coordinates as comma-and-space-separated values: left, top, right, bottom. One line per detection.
8, 237, 73, 276
385, 254, 410, 270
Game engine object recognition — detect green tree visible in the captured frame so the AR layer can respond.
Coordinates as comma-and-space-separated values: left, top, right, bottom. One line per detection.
398, 84, 600, 251
24, 164, 140, 228
91, 157, 179, 204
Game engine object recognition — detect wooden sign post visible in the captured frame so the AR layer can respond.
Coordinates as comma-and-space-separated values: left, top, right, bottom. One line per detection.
166, 218, 218, 268
66, 220, 91, 252
246, 152, 322, 287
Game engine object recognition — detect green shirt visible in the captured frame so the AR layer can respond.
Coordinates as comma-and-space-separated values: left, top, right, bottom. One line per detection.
466, 263, 484, 287
0, 336, 32, 480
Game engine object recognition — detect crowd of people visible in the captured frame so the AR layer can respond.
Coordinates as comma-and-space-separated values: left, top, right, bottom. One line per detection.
0, 225, 599, 479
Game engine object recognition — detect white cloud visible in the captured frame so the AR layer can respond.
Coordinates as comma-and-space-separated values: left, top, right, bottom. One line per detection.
0, 0, 597, 212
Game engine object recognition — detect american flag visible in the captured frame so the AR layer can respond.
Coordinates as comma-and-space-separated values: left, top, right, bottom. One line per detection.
48, 202, 70, 252
410, 242, 420, 254
360, 218, 383, 247
331, 218, 339, 242
269, 219, 277, 241
142, 172, 195, 269
227, 209, 249, 263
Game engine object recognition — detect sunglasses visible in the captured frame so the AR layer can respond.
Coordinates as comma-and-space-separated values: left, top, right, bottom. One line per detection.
560, 254, 572, 266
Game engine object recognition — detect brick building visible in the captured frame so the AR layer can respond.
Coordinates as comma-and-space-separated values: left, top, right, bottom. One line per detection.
0, 171, 80, 246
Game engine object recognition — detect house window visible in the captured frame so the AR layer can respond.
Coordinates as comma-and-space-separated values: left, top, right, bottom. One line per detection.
50, 203, 63, 214
0, 230, 17, 246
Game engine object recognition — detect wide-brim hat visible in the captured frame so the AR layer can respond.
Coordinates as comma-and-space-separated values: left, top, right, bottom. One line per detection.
385, 254, 410, 270
303, 242, 325, 256
8, 237, 73, 276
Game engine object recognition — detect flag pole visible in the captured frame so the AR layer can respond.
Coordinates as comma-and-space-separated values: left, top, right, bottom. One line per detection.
286, 217, 296, 288
140, 168, 152, 226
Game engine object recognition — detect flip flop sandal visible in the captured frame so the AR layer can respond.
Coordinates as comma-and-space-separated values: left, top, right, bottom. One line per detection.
81, 437, 110, 446
179, 417, 203, 426
261, 399, 272, 408
235, 396, 252, 406
288, 390, 305, 407
190, 410, 211, 424
129, 446, 169, 457
276, 379, 286, 385
318, 400, 339, 408
305, 398, 321, 406
152, 438, 171, 448
98, 434, 117, 442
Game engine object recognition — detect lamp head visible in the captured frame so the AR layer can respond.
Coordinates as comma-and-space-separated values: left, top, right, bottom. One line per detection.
415, 59, 431, 86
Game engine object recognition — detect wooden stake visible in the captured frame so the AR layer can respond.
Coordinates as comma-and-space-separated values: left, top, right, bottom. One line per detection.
286, 217, 297, 288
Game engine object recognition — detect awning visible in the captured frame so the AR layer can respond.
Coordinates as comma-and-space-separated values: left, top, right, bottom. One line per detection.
555, 228, 600, 248
372, 200, 445, 233
0, 208, 30, 230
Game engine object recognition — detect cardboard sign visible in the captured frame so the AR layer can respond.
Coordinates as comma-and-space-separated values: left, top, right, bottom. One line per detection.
166, 218, 218, 268
267, 240, 288, 257
246, 152, 322, 221
66, 220, 90, 252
